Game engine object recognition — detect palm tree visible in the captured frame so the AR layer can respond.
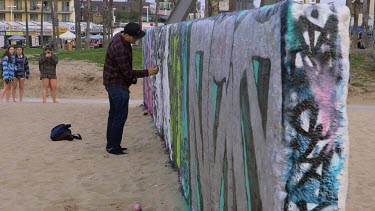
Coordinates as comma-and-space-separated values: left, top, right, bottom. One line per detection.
51, 0, 60, 50
102, 0, 109, 47
40, 1, 44, 48
155, 0, 160, 26
346, 0, 353, 47
229, 0, 236, 12
353, 0, 360, 48
361, 0, 369, 48
138, 0, 142, 45
74, 0, 82, 50
55, 0, 60, 50
51, 0, 56, 47
205, 0, 220, 17
85, 0, 91, 50
109, 0, 114, 39
373, 0, 375, 59
24, 0, 29, 48
205, 0, 213, 17
211, 0, 219, 16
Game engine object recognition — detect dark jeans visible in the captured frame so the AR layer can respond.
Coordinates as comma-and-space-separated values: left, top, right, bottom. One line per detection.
105, 86, 130, 151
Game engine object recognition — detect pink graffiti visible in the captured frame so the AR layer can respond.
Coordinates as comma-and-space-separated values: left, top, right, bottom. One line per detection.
307, 65, 339, 153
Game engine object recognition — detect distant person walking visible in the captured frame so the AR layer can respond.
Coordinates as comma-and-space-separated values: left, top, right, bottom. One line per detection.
38, 45, 58, 103
13, 46, 30, 102
103, 22, 159, 155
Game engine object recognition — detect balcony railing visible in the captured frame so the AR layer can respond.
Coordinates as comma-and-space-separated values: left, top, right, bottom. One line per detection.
28, 5, 72, 12
61, 6, 69, 12
30, 5, 40, 11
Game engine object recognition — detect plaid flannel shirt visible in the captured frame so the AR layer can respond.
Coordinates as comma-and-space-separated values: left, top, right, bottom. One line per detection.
103, 33, 148, 90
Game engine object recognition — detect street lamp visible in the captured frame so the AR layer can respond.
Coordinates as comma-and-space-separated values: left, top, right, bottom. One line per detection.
37, 3, 44, 47
7, 5, 16, 22
143, 6, 149, 22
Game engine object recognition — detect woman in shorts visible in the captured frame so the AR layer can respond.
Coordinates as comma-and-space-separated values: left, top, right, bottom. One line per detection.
0, 46, 16, 103
38, 45, 58, 103
13, 46, 30, 102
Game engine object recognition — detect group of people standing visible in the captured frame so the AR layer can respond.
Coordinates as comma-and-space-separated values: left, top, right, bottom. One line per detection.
0, 45, 58, 103
0, 46, 29, 102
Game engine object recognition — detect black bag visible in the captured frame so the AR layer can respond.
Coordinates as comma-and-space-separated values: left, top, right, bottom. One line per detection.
50, 124, 82, 141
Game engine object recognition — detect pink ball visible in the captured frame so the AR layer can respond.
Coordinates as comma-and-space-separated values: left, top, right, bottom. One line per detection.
133, 203, 141, 211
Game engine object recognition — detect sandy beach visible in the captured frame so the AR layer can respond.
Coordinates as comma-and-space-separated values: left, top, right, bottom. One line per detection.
0, 101, 373, 211
346, 107, 375, 211
0, 102, 188, 211
0, 60, 373, 210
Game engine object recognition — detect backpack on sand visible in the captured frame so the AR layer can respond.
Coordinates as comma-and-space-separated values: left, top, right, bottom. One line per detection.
50, 124, 82, 141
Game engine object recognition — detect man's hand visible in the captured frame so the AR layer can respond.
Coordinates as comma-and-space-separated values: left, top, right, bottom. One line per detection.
148, 65, 159, 76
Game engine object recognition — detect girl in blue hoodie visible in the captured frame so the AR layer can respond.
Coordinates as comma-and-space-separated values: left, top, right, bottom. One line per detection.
0, 46, 16, 102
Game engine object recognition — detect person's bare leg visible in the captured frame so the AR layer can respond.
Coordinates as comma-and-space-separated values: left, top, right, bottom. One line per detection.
12, 79, 18, 102
0, 84, 11, 102
42, 78, 49, 103
50, 79, 57, 103
5, 86, 10, 102
19, 78, 25, 102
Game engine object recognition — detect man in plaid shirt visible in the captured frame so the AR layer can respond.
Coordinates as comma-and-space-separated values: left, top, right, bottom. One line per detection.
103, 22, 159, 155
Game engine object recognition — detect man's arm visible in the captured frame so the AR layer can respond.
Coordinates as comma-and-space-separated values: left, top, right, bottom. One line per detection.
113, 41, 148, 79
112, 39, 158, 78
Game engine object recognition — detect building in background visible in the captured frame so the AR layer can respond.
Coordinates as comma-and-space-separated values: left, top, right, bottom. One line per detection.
234, 0, 256, 10
0, 0, 75, 22
219, 0, 229, 13
353, 0, 375, 28
89, 1, 151, 24
0, 0, 76, 48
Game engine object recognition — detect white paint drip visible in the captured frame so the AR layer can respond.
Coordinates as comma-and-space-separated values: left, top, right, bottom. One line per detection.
296, 52, 304, 68
314, 31, 321, 47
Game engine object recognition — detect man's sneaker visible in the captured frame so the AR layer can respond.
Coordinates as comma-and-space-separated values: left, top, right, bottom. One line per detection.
116, 145, 128, 151
107, 148, 127, 155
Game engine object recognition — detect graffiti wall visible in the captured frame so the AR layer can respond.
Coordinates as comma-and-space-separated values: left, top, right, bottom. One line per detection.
142, 1, 350, 210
